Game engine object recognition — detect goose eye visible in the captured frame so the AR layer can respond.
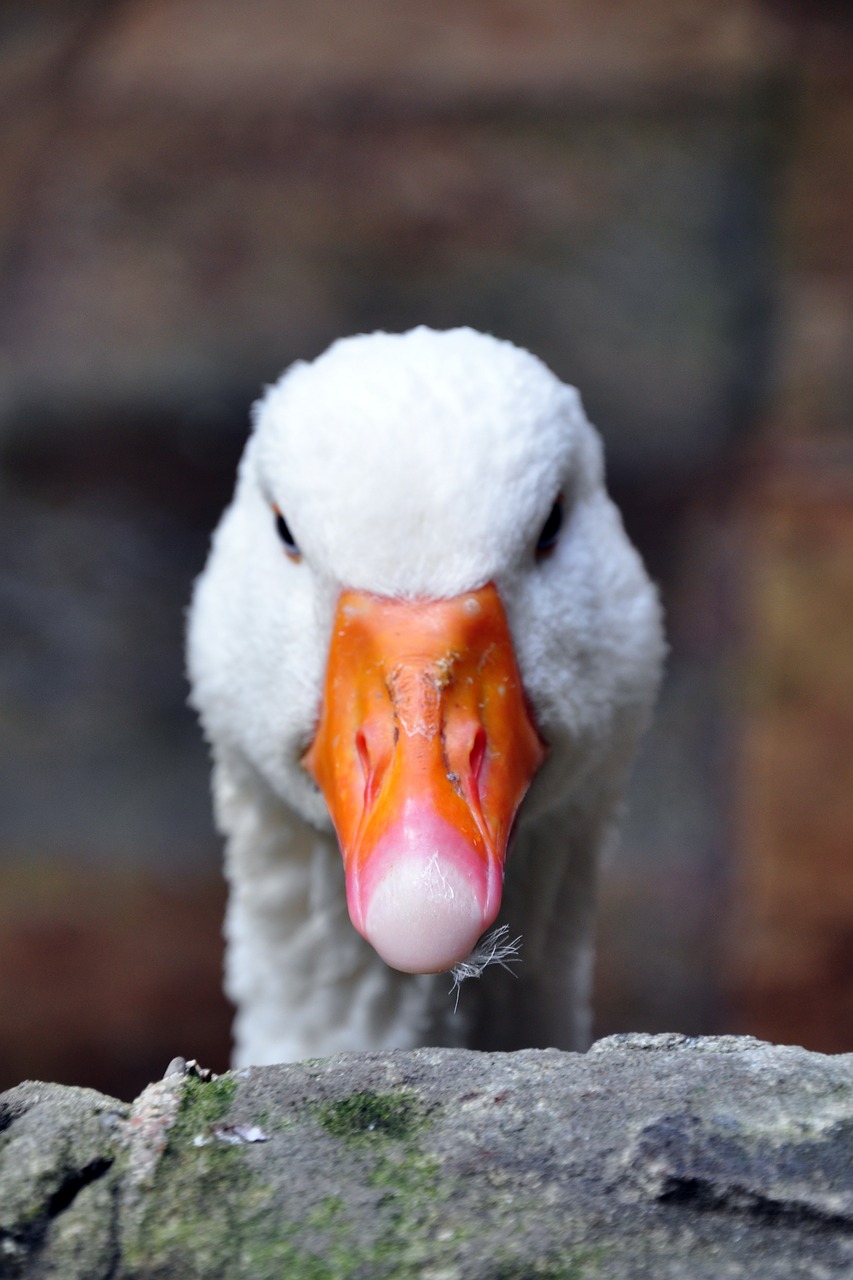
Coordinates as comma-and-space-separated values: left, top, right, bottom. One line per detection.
536, 497, 563, 556
273, 506, 300, 558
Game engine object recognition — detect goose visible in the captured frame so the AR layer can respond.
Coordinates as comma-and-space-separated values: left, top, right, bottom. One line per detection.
187, 326, 664, 1066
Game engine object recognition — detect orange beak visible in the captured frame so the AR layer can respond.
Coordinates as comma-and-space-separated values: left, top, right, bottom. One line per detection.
302, 583, 545, 974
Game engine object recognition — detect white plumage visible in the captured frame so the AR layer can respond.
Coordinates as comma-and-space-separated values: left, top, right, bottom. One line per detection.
187, 327, 664, 1065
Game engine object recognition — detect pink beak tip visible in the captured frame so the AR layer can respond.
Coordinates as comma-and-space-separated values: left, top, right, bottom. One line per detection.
345, 808, 501, 974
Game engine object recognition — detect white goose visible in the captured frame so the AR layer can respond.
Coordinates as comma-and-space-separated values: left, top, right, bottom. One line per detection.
187, 327, 664, 1066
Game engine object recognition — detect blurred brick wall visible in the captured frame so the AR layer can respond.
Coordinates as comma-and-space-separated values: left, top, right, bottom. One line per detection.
722, 12, 853, 1050
726, 452, 853, 1052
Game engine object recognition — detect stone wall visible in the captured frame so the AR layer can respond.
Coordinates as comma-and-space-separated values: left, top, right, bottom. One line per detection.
2, 1036, 853, 1279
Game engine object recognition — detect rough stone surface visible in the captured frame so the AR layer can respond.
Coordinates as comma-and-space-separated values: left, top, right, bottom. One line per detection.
1, 1034, 852, 1278
0, 1079, 127, 1278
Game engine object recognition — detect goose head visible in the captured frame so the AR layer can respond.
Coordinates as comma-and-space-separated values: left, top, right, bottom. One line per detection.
188, 327, 664, 976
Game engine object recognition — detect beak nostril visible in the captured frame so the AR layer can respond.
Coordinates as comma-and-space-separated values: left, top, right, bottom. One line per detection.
356, 726, 393, 811
355, 730, 376, 809
469, 728, 487, 782
355, 730, 370, 779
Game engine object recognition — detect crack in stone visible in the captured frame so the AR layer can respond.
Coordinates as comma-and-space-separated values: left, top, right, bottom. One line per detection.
46, 1155, 114, 1220
658, 1172, 853, 1231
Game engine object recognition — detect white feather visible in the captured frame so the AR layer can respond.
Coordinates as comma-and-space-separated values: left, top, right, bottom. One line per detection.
449, 926, 523, 1012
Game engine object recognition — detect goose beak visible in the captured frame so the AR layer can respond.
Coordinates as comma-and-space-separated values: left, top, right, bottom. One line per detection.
302, 583, 545, 974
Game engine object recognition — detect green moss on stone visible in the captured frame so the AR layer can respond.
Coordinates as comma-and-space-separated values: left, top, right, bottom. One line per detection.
122, 1077, 537, 1278
121, 1073, 253, 1275
169, 1073, 238, 1142
315, 1090, 426, 1144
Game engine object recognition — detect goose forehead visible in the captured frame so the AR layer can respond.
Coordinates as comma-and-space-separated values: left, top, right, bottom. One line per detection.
252, 329, 584, 593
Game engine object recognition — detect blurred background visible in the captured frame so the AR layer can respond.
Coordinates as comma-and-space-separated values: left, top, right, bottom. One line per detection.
0, 0, 850, 1101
